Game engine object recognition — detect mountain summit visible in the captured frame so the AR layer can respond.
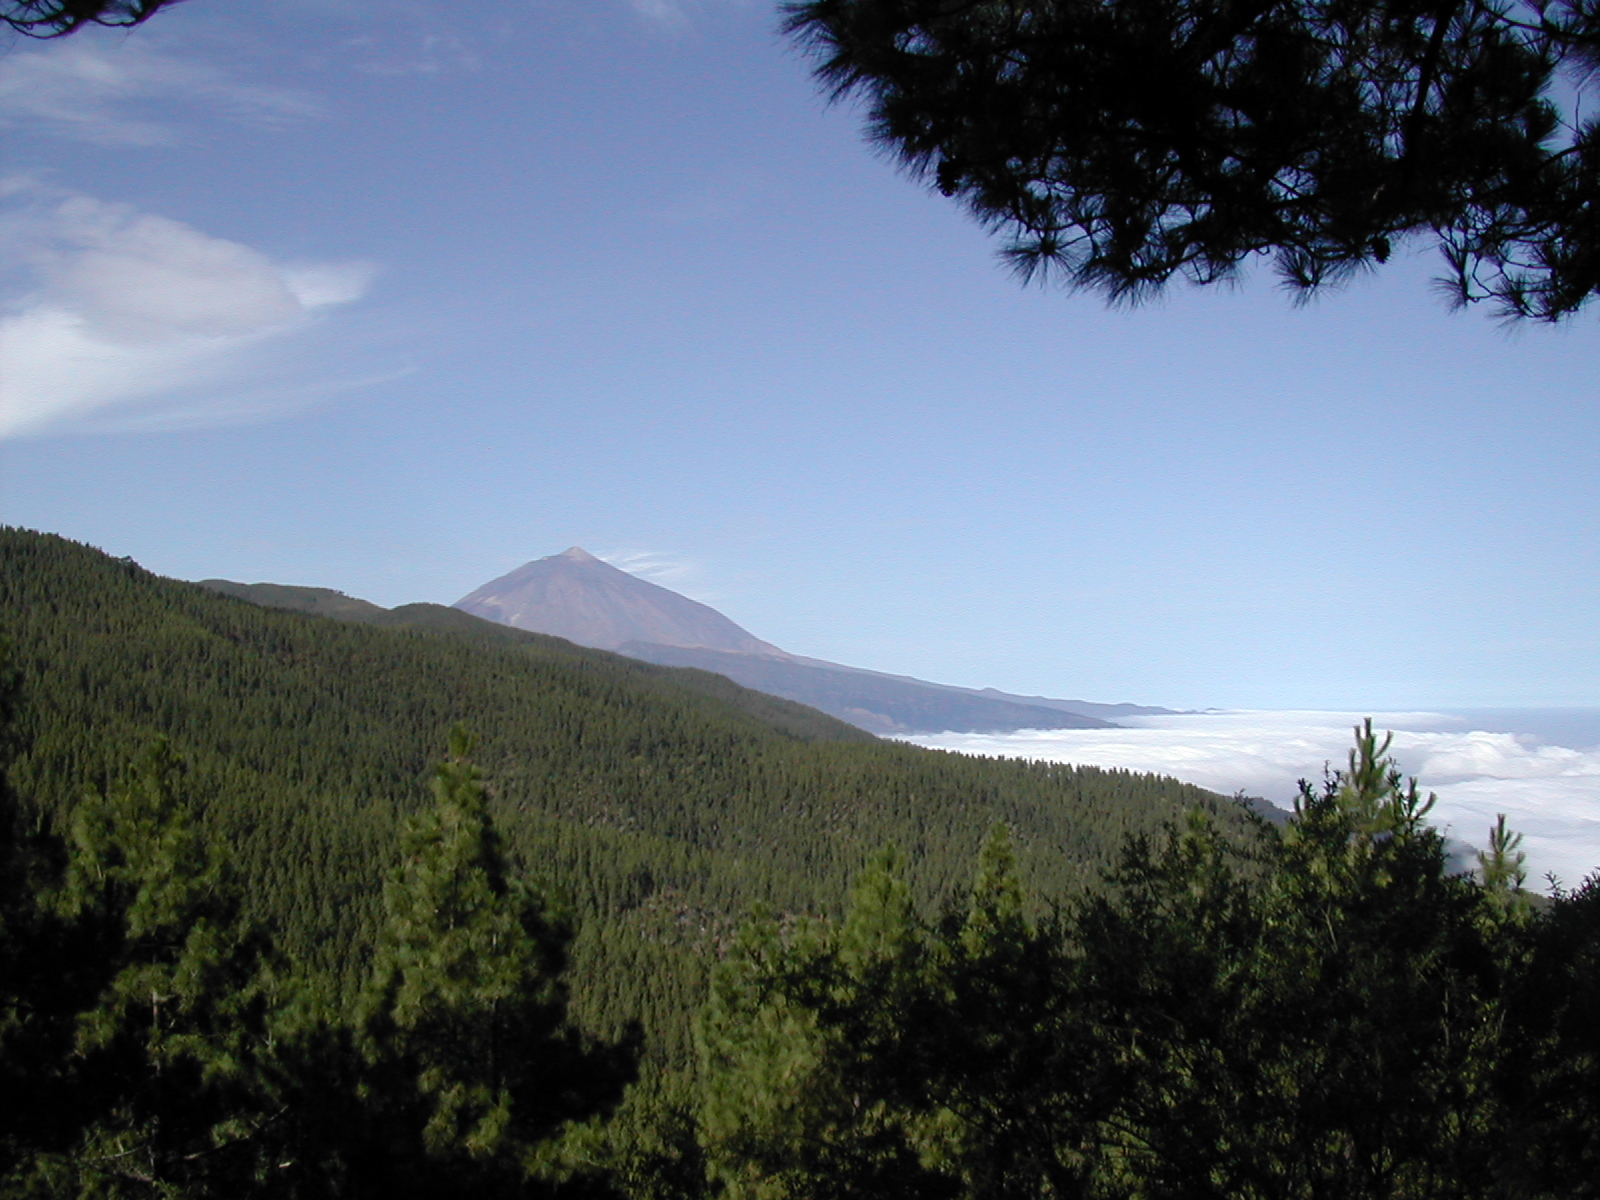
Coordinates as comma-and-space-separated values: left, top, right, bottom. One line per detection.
455, 548, 786, 656
451, 548, 1153, 735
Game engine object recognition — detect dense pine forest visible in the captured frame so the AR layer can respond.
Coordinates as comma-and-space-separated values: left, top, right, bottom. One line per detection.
0, 529, 1231, 1049
3, 527, 1597, 1199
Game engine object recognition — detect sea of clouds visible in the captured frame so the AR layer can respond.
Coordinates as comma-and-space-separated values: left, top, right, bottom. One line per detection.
902, 709, 1600, 893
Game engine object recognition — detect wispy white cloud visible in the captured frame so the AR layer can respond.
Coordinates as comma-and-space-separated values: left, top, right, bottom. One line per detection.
0, 41, 318, 146
902, 711, 1600, 893
600, 548, 724, 602
345, 29, 481, 77
626, 0, 751, 27
630, 0, 688, 22
0, 185, 384, 439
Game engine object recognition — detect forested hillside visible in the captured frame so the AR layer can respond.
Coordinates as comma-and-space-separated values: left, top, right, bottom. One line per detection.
6, 527, 1598, 1200
1, 528, 1236, 1064
207, 572, 1118, 736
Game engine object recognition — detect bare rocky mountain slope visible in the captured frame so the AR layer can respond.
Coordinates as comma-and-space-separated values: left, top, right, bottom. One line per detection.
456, 547, 785, 656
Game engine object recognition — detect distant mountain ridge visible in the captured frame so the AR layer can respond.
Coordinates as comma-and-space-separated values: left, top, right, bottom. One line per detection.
451, 548, 1175, 736
616, 642, 1114, 736
772, 658, 1175, 721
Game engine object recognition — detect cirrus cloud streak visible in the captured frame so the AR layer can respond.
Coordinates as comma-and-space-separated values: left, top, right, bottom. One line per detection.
0, 185, 385, 439
0, 40, 318, 148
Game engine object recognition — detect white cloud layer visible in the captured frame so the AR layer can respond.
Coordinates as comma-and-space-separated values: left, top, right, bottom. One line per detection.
0, 41, 317, 147
0, 187, 379, 438
902, 711, 1600, 892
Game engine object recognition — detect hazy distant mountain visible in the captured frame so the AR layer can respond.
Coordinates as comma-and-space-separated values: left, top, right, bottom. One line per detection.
617, 642, 1112, 736
454, 547, 785, 656
960, 688, 1174, 720
442, 548, 1162, 736
770, 661, 1177, 721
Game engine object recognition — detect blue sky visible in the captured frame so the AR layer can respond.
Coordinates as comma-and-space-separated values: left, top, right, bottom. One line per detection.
2, 0, 1597, 711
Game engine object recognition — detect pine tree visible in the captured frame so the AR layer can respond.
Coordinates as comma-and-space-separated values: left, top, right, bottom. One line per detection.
696, 851, 954, 1200
1479, 812, 1532, 921
2, 1, 174, 37
1504, 873, 1600, 1198
921, 824, 1095, 1200
694, 724, 1560, 1199
31, 739, 280, 1199
694, 906, 836, 1200
1059, 721, 1516, 1198
352, 727, 635, 1199
0, 642, 84, 1183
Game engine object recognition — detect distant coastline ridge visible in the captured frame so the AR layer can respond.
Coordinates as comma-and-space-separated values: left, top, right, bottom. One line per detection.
452, 547, 1176, 737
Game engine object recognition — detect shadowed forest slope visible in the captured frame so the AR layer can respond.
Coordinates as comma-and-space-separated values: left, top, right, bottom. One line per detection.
2, 528, 1245, 1064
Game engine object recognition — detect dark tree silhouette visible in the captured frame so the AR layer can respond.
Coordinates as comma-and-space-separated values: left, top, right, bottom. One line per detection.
2, 0, 178, 37
785, 0, 1600, 320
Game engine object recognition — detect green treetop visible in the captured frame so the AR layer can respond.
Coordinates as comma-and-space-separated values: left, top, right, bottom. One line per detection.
353, 727, 635, 1199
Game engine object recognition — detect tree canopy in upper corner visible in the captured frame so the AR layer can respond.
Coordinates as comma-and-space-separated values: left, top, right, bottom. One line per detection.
1, 0, 174, 37
785, 0, 1600, 320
